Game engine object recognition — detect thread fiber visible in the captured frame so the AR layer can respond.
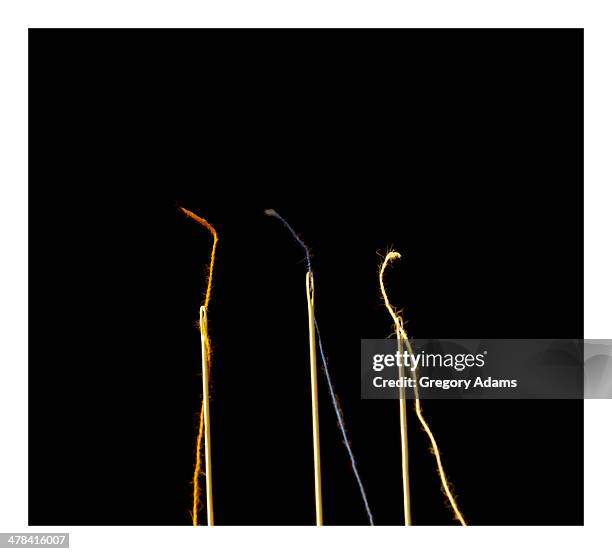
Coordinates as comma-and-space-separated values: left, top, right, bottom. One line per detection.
379, 251, 467, 526
266, 209, 374, 525
180, 207, 218, 526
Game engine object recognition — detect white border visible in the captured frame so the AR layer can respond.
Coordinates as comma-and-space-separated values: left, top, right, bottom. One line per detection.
1, 2, 610, 553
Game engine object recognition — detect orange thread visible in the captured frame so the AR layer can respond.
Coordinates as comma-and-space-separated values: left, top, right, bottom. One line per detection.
180, 207, 218, 526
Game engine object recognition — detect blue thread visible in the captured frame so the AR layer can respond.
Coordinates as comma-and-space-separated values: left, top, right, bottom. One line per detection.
264, 209, 313, 274
265, 209, 374, 525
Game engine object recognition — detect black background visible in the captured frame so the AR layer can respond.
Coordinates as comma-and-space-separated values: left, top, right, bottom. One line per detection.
29, 29, 583, 525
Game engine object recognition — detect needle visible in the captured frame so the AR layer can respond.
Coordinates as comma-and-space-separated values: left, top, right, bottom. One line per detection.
199, 306, 214, 526
306, 271, 323, 526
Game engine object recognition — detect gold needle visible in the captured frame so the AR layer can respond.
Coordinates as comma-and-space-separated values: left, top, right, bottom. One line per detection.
397, 324, 412, 525
199, 307, 214, 526
306, 271, 323, 526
